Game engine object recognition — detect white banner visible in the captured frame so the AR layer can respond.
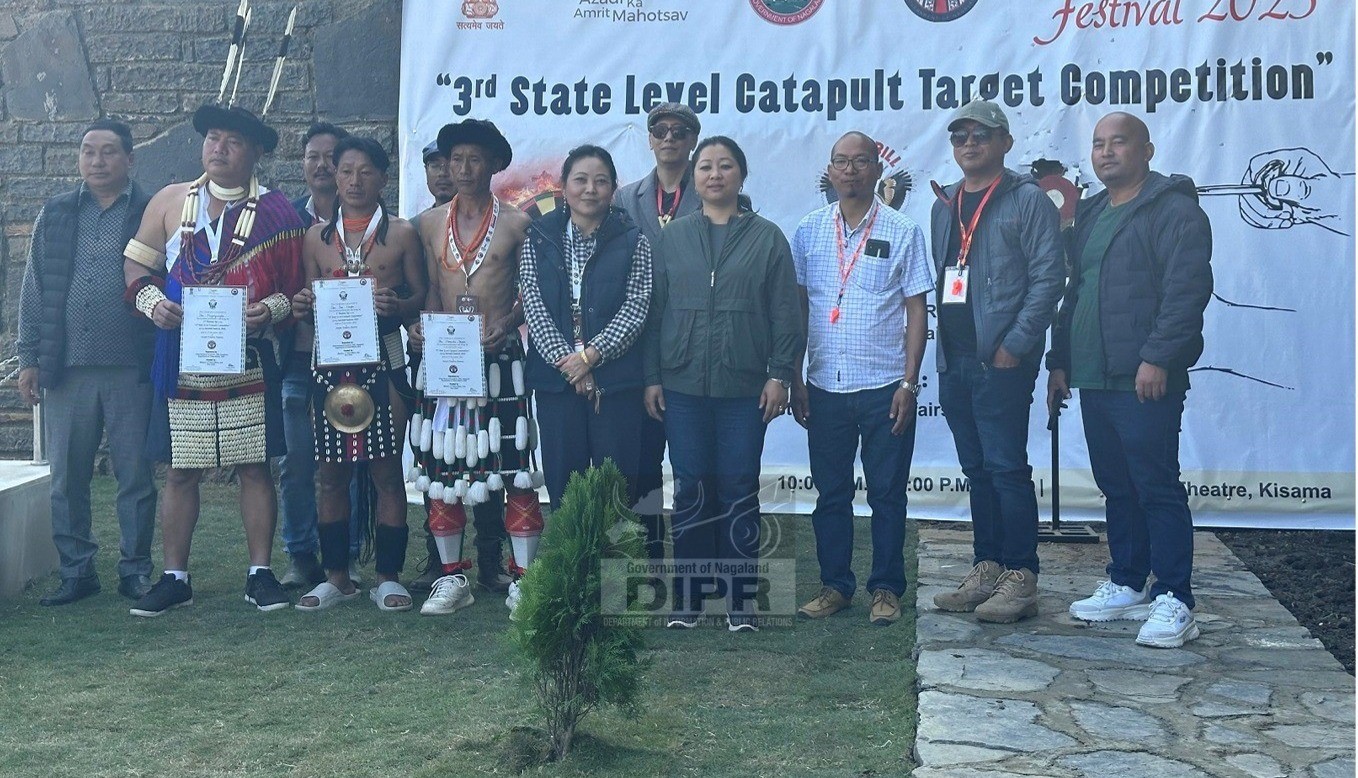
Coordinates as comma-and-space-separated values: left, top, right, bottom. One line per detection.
399, 0, 1355, 528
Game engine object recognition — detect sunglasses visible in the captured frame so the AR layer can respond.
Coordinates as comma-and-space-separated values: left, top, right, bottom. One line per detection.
949, 127, 999, 147
650, 124, 693, 141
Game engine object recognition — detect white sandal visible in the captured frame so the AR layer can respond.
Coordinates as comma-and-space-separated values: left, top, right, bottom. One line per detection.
370, 580, 414, 612
294, 581, 359, 611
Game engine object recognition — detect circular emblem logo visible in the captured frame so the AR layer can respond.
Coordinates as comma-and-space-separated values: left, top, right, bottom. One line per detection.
449, 365, 459, 374
750, 0, 825, 25
343, 330, 352, 340
462, 0, 499, 20
207, 340, 217, 350
903, 0, 981, 23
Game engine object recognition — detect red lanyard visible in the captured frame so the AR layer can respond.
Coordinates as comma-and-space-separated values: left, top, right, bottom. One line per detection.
829, 202, 879, 324
656, 184, 682, 227
441, 194, 494, 274
954, 176, 1002, 269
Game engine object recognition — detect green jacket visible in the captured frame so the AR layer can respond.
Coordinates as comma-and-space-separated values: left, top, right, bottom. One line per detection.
643, 209, 804, 398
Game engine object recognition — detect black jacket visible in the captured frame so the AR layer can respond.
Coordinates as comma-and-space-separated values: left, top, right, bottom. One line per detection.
1046, 172, 1214, 379
930, 169, 1065, 371
523, 207, 647, 394
22, 182, 152, 388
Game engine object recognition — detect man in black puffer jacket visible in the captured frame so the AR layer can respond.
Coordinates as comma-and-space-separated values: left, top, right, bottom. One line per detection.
1047, 112, 1213, 649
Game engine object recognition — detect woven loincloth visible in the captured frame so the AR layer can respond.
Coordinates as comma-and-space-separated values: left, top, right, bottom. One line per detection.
148, 339, 284, 469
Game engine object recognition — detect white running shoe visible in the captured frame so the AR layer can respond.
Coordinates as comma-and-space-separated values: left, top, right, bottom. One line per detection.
420, 574, 474, 616
505, 580, 522, 616
1069, 580, 1152, 622
1136, 592, 1200, 648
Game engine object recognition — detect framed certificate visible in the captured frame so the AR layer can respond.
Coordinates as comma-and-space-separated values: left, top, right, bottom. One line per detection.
180, 285, 247, 375
422, 312, 486, 398
314, 277, 381, 367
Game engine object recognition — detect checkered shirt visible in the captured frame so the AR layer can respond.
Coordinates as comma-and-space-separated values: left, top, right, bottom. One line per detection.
792, 199, 933, 393
520, 219, 652, 365
66, 183, 141, 367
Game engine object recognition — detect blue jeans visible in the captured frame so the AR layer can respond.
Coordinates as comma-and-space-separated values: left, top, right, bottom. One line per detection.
807, 383, 914, 598
279, 353, 318, 557
663, 390, 766, 615
938, 357, 1041, 574
279, 353, 367, 558
1080, 388, 1195, 608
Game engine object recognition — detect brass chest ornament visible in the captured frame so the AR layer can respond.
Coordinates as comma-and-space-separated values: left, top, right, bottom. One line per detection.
324, 382, 375, 433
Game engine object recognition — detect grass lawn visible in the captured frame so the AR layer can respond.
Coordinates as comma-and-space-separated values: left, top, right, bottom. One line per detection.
2, 476, 917, 777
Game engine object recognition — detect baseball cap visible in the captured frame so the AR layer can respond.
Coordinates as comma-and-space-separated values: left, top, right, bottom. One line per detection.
647, 102, 701, 135
421, 139, 442, 162
947, 99, 1009, 133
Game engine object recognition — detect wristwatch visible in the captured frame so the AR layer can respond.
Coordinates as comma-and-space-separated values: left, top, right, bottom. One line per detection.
775, 378, 792, 390
900, 379, 920, 397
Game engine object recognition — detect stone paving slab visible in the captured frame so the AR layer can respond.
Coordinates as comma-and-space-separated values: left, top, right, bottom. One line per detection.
913, 527, 1355, 777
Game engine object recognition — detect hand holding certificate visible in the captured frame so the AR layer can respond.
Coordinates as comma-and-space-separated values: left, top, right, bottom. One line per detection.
180, 285, 247, 375
314, 277, 381, 367
422, 312, 486, 398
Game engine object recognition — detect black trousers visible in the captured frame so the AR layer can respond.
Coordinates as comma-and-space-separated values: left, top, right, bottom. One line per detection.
535, 387, 644, 509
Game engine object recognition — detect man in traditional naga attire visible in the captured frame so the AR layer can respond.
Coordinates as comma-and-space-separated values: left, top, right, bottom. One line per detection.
410, 119, 543, 615
290, 136, 427, 612
122, 105, 305, 617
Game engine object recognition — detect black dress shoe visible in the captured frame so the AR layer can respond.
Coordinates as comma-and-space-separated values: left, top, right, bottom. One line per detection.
39, 576, 101, 606
118, 574, 153, 600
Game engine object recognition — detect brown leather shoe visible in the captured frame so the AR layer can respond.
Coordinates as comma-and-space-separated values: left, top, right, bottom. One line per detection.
869, 589, 901, 626
797, 586, 851, 619
932, 560, 1004, 612
974, 568, 1039, 623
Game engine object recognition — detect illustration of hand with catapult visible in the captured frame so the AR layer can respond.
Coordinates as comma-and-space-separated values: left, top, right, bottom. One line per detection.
1198, 148, 1355, 236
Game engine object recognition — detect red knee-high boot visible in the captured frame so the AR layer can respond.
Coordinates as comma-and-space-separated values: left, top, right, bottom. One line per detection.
504, 491, 545, 578
429, 500, 471, 575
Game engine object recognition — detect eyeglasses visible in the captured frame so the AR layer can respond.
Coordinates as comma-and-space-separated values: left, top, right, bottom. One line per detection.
650, 124, 692, 141
949, 127, 998, 147
423, 159, 447, 171
830, 155, 875, 171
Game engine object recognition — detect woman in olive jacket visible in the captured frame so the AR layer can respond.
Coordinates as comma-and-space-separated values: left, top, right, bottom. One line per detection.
642, 136, 805, 632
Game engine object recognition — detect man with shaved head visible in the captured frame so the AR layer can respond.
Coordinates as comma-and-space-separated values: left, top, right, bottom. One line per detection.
790, 132, 933, 626
1046, 111, 1213, 648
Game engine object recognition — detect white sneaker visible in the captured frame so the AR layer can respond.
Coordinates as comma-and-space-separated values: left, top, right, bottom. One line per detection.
1069, 580, 1151, 622
1136, 592, 1200, 648
420, 574, 474, 616
505, 580, 522, 616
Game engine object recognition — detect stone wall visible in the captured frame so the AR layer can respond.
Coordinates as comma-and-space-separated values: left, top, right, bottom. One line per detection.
0, 0, 402, 459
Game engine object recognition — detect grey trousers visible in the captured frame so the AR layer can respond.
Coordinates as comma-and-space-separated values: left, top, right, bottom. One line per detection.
44, 366, 157, 579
